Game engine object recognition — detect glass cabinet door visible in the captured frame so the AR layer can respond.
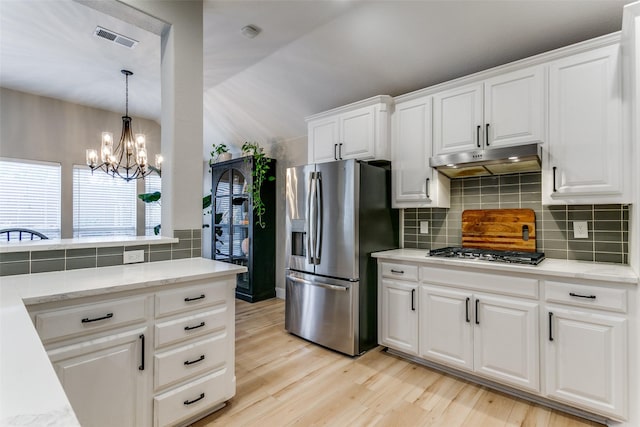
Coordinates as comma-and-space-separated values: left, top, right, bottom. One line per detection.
213, 167, 250, 288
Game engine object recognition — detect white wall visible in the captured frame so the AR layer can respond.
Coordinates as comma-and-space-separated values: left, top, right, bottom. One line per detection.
0, 87, 161, 238
122, 0, 204, 236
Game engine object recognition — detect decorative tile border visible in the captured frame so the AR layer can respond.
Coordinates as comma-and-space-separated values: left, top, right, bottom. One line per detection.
403, 172, 629, 264
0, 229, 202, 276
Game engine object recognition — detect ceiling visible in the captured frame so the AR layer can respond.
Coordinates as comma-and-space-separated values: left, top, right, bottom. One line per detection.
0, 0, 634, 151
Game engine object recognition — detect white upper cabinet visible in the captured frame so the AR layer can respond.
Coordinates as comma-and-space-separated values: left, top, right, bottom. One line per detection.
433, 65, 545, 156
392, 96, 450, 208
484, 66, 545, 148
543, 43, 629, 204
307, 96, 392, 164
433, 83, 484, 154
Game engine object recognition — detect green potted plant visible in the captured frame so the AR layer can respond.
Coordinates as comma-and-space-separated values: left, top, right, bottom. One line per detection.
210, 143, 231, 164
241, 142, 275, 229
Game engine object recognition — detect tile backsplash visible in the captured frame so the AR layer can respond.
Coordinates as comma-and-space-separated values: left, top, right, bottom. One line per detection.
403, 172, 629, 264
0, 229, 203, 276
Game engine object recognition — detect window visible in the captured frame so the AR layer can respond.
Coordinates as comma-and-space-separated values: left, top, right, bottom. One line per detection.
73, 166, 136, 237
144, 173, 161, 236
0, 159, 61, 239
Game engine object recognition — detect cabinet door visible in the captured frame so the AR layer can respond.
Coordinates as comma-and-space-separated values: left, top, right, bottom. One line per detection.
339, 105, 375, 160
392, 97, 449, 208
545, 306, 627, 419
474, 294, 539, 392
419, 285, 473, 371
484, 65, 545, 148
47, 327, 150, 427
380, 279, 418, 355
433, 83, 483, 155
545, 44, 625, 203
308, 117, 339, 164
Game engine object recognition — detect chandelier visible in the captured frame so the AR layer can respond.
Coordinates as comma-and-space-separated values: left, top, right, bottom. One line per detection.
85, 69, 162, 181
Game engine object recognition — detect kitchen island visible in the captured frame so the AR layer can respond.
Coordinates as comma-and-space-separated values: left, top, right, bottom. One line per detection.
0, 258, 246, 427
372, 249, 638, 427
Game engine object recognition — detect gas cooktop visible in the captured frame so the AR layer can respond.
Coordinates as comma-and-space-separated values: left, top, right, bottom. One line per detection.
428, 247, 545, 265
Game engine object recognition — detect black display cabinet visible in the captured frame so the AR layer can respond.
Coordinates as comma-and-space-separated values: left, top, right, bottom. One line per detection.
210, 156, 276, 302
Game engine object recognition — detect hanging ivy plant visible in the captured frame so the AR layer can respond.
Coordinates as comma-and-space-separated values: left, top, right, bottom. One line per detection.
241, 142, 275, 229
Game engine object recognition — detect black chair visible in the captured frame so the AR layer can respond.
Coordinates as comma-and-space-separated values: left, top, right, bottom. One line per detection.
0, 228, 49, 241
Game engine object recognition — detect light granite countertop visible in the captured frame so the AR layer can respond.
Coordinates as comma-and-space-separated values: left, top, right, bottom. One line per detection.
372, 249, 638, 285
0, 258, 247, 427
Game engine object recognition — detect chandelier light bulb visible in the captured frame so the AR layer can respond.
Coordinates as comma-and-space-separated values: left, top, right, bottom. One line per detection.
86, 149, 98, 167
155, 154, 163, 170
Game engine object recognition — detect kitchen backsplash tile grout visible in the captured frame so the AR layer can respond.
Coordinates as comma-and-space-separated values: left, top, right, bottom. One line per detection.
0, 229, 203, 276
403, 172, 629, 264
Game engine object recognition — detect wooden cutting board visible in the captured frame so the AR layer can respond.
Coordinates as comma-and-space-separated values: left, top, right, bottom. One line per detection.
462, 209, 536, 252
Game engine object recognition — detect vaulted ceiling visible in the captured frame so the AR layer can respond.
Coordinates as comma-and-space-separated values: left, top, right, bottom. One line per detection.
0, 0, 633, 153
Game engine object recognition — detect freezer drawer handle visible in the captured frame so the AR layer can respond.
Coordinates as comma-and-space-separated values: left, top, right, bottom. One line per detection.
184, 321, 206, 331
288, 276, 348, 291
81, 312, 113, 323
390, 269, 404, 274
184, 393, 205, 406
184, 355, 205, 366
569, 292, 596, 299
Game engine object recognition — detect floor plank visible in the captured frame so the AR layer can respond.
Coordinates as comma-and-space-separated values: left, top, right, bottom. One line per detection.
191, 298, 604, 427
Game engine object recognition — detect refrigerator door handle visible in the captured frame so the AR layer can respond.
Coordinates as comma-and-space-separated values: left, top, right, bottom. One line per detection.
315, 172, 323, 264
307, 172, 316, 265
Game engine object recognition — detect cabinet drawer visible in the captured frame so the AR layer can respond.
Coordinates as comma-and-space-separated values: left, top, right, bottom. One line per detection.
154, 368, 230, 427
35, 296, 147, 342
155, 307, 227, 349
154, 332, 228, 390
380, 262, 418, 281
155, 281, 227, 318
545, 281, 627, 313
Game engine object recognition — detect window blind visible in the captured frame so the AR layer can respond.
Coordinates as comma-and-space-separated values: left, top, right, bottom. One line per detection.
144, 174, 161, 235
73, 166, 136, 237
0, 159, 61, 239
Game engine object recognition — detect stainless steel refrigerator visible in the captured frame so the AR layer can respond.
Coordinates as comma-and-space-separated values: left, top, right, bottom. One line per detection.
285, 159, 398, 356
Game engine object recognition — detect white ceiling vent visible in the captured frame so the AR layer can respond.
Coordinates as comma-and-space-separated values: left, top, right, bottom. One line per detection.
94, 26, 138, 49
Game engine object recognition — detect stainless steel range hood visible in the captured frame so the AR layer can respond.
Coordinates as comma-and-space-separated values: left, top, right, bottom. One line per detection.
429, 144, 542, 179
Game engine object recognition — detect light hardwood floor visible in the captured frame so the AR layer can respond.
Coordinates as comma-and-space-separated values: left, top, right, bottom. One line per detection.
193, 298, 604, 427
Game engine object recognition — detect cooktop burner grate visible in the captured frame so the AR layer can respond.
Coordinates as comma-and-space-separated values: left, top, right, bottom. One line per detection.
428, 247, 545, 265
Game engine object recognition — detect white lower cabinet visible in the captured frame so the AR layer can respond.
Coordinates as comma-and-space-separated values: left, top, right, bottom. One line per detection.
545, 307, 627, 419
419, 285, 473, 371
378, 260, 632, 423
30, 277, 236, 427
473, 293, 539, 392
380, 278, 418, 355
419, 285, 539, 392
47, 326, 150, 427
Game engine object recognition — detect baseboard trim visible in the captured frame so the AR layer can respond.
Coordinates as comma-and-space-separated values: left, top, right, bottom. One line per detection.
275, 287, 285, 300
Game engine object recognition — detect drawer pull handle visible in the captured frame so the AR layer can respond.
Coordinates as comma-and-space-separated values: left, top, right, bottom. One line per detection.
184, 321, 206, 331
390, 269, 404, 274
411, 289, 416, 311
184, 294, 205, 302
569, 292, 596, 299
81, 312, 113, 323
549, 312, 554, 341
139, 334, 145, 371
184, 393, 205, 406
184, 355, 205, 366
